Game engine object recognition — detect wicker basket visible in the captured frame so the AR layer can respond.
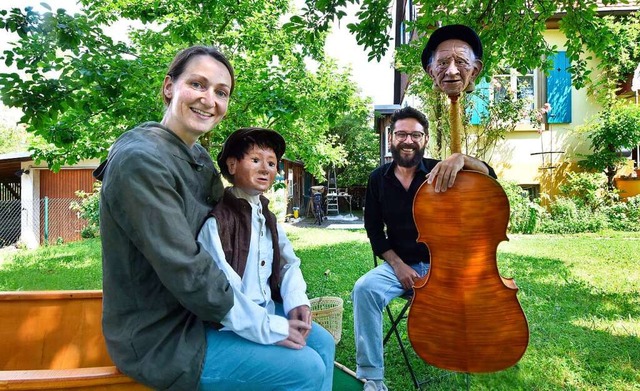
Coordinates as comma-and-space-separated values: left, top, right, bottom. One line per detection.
310, 296, 344, 344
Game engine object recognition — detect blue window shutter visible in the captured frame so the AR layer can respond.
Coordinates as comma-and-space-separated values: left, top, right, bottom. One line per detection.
468, 78, 490, 125
547, 51, 572, 124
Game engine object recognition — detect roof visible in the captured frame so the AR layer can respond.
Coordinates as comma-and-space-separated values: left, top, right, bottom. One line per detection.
549, 0, 640, 22
0, 151, 31, 163
595, 0, 640, 12
374, 104, 402, 115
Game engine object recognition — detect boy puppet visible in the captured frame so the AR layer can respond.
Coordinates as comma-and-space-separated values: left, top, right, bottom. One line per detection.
197, 127, 335, 391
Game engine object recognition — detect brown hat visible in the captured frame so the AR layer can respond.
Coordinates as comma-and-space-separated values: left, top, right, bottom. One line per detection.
421, 24, 483, 71
217, 127, 286, 181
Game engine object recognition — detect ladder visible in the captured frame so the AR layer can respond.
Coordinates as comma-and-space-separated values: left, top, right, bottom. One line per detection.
326, 167, 339, 215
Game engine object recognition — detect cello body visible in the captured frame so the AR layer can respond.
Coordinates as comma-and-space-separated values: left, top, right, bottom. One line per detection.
407, 170, 529, 373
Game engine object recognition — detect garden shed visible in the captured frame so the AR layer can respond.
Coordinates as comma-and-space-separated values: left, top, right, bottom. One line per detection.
0, 151, 98, 249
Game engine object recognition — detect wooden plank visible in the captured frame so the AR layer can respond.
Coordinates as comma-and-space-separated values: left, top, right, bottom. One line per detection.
0, 290, 150, 390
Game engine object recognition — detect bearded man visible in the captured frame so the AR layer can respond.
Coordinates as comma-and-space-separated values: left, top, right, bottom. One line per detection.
352, 25, 497, 391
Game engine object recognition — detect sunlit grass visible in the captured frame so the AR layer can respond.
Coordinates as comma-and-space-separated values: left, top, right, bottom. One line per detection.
0, 229, 638, 390
0, 238, 101, 290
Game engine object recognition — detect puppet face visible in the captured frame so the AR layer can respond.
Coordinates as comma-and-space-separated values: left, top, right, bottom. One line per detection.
226, 145, 278, 195
427, 39, 483, 97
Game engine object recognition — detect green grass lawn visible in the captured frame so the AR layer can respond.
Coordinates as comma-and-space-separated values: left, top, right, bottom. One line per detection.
1, 228, 638, 390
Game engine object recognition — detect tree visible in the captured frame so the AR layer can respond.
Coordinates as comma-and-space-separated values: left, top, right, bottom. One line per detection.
578, 103, 640, 189
330, 103, 378, 187
0, 0, 371, 179
290, 0, 640, 178
583, 11, 640, 105
291, 0, 640, 92
0, 122, 29, 153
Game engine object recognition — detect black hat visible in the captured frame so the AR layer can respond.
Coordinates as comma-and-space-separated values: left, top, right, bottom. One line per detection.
421, 24, 483, 71
217, 127, 286, 181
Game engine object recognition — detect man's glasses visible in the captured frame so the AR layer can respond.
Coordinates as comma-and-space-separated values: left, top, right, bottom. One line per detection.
393, 131, 425, 141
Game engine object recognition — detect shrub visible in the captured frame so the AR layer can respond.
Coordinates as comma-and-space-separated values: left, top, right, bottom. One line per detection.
70, 182, 101, 238
537, 197, 607, 234
578, 103, 640, 189
558, 171, 614, 211
532, 171, 640, 234
264, 184, 288, 221
501, 180, 542, 234
602, 195, 640, 231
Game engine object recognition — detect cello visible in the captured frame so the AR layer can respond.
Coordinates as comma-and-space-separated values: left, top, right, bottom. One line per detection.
406, 25, 529, 373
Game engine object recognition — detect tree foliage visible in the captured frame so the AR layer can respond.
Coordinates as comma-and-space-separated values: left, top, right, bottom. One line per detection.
0, 121, 29, 154
330, 103, 378, 187
0, 0, 374, 179
462, 87, 537, 163
420, 85, 539, 163
4, 1, 637, 181
291, 0, 640, 185
294, 0, 640, 93
584, 11, 640, 104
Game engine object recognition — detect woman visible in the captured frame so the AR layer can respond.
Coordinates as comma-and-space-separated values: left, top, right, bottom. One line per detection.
94, 46, 235, 391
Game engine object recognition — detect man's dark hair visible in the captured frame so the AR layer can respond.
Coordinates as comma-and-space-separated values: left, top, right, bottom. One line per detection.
390, 106, 429, 132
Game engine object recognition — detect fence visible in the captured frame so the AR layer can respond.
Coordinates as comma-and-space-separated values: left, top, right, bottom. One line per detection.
0, 197, 89, 248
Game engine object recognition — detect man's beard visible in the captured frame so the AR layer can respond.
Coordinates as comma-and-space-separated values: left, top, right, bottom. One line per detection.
390, 143, 425, 168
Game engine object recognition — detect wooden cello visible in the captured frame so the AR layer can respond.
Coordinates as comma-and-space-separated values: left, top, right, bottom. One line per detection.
406, 94, 530, 373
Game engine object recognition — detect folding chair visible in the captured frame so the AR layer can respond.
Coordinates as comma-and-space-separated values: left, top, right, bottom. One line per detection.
373, 254, 421, 389
374, 254, 466, 390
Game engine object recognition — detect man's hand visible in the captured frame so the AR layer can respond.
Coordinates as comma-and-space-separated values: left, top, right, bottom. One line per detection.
426, 153, 465, 193
381, 249, 419, 290
288, 305, 312, 339
392, 262, 420, 290
276, 319, 311, 349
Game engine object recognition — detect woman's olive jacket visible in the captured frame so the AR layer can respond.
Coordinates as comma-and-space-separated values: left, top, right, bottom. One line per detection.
95, 122, 233, 391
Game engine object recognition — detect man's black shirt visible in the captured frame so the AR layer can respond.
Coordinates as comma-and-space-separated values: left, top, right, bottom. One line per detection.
364, 158, 497, 265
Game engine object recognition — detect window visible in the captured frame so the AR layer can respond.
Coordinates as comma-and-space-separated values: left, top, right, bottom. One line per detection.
384, 125, 392, 157
399, 0, 415, 45
469, 51, 572, 127
519, 184, 540, 201
489, 67, 538, 126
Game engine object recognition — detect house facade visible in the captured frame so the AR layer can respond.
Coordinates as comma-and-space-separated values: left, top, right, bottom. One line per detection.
375, 1, 640, 199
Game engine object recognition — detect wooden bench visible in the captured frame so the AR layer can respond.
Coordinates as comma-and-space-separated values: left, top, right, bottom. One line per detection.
0, 290, 149, 390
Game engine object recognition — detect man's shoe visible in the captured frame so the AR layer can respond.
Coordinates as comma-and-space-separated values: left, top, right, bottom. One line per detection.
363, 380, 388, 391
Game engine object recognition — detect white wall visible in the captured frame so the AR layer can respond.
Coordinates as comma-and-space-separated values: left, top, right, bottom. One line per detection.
494, 29, 604, 187
19, 162, 39, 249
